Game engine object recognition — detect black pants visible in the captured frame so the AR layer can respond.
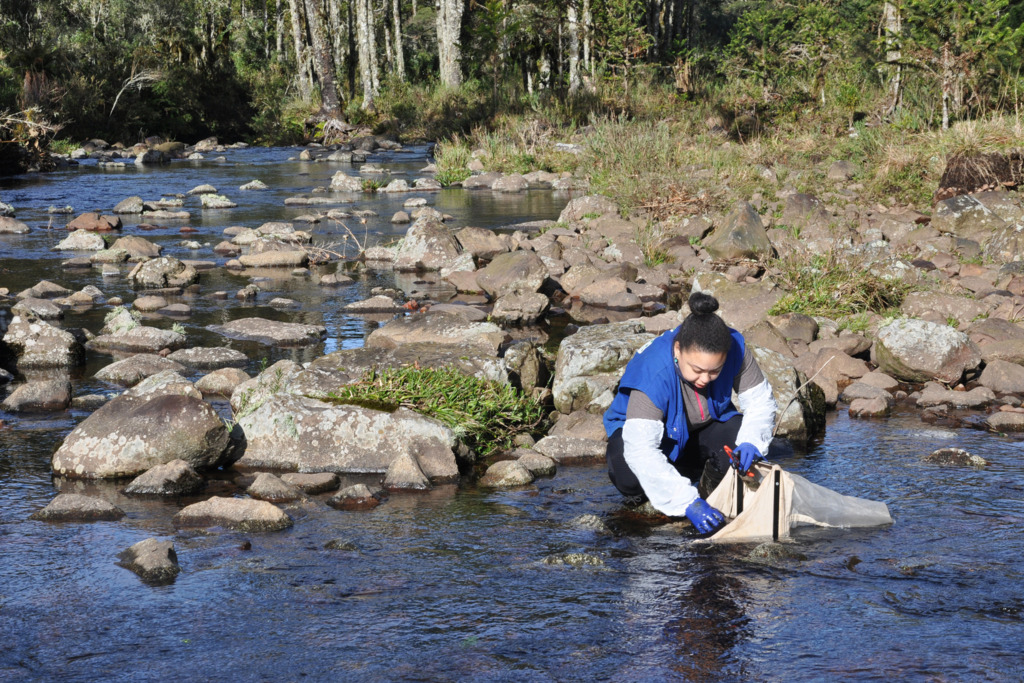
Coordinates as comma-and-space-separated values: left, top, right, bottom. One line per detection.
606, 415, 743, 502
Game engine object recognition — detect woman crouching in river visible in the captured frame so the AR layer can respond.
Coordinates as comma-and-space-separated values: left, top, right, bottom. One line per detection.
603, 292, 778, 536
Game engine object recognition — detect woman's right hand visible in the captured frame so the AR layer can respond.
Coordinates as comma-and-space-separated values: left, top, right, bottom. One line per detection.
685, 498, 726, 535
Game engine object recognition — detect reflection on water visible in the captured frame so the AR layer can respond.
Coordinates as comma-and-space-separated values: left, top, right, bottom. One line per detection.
1, 149, 1023, 679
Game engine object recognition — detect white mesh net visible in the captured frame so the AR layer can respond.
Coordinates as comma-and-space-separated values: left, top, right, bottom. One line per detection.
706, 462, 893, 543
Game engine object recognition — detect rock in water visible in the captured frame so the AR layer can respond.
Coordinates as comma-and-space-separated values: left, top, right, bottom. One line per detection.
167, 347, 248, 370
1, 379, 72, 412
924, 448, 988, 467
235, 395, 459, 481
95, 354, 185, 386
52, 391, 229, 479
127, 257, 199, 289
478, 460, 535, 487
383, 452, 431, 490
875, 319, 981, 384
124, 460, 206, 496
532, 436, 606, 464
517, 452, 557, 477
207, 317, 326, 346
173, 496, 292, 531
117, 538, 180, 584
281, 472, 340, 494
30, 494, 125, 522
2, 316, 84, 368
327, 483, 382, 510
246, 473, 304, 502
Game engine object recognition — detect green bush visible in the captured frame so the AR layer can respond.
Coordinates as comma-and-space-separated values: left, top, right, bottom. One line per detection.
327, 366, 546, 457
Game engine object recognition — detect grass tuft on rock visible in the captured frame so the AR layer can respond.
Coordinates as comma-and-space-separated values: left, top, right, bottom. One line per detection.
768, 251, 917, 319
327, 366, 546, 457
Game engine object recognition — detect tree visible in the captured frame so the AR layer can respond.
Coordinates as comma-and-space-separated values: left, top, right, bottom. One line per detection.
904, 0, 1014, 128
303, 0, 344, 118
356, 0, 380, 109
437, 0, 466, 87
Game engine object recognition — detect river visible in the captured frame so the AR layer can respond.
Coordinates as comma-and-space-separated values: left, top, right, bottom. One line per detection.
0, 147, 1021, 681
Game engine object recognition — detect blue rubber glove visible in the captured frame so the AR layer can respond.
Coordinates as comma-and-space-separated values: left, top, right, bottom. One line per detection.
685, 498, 726, 535
733, 442, 762, 475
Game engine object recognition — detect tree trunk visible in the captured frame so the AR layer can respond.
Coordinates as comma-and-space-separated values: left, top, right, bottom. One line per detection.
329, 0, 346, 90
880, 1, 902, 116
276, 0, 284, 60
304, 0, 343, 117
567, 3, 581, 95
582, 0, 592, 74
392, 0, 406, 80
941, 41, 951, 130
356, 0, 378, 109
347, 0, 357, 94
436, 0, 465, 88
288, 0, 313, 100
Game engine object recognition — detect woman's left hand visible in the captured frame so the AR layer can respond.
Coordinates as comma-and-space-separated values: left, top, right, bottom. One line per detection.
733, 443, 762, 474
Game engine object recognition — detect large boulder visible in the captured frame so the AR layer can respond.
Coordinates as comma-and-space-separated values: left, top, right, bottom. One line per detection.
307, 343, 508, 386
12, 297, 64, 320
751, 346, 827, 443
167, 347, 247, 369
235, 394, 460, 481
552, 320, 654, 414
124, 459, 206, 496
95, 354, 185, 386
173, 497, 292, 532
51, 387, 230, 479
54, 229, 106, 251
30, 494, 125, 522
874, 319, 981, 384
127, 257, 199, 289
1, 378, 72, 412
86, 326, 186, 354
901, 291, 992, 327
208, 317, 327, 346
978, 360, 1024, 394
330, 172, 364, 192
703, 201, 773, 260
229, 360, 304, 414
111, 235, 162, 261
931, 194, 1009, 244
491, 291, 550, 325
113, 196, 144, 214
366, 311, 505, 355
2, 316, 84, 368
691, 272, 783, 331
455, 227, 508, 260
558, 195, 618, 223
67, 212, 122, 232
0, 216, 29, 234
392, 217, 461, 271
476, 250, 547, 298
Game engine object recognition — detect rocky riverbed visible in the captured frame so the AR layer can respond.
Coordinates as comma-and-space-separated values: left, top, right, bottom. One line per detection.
1, 137, 1023, 678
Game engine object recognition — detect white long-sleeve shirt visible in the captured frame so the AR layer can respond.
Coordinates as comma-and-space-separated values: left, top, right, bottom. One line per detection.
620, 361, 777, 517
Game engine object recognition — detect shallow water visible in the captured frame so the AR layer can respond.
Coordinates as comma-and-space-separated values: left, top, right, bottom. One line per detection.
1, 150, 1023, 681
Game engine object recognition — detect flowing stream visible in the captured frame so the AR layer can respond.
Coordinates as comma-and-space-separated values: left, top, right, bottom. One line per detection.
0, 148, 1022, 680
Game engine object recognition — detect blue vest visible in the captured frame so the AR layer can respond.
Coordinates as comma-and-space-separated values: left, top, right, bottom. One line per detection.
603, 326, 744, 463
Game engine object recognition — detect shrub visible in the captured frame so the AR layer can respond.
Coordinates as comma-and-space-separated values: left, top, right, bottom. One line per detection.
768, 251, 917, 319
327, 366, 546, 457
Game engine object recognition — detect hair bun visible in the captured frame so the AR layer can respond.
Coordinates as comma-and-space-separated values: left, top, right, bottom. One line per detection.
688, 291, 719, 316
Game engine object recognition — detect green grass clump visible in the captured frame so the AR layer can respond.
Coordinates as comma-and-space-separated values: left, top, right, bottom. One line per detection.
434, 138, 474, 186
327, 366, 546, 457
768, 252, 916, 319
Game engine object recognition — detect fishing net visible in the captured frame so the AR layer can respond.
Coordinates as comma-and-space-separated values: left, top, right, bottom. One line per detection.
706, 462, 893, 543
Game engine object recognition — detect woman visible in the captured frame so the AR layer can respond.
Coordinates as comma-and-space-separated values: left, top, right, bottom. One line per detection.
603, 292, 777, 535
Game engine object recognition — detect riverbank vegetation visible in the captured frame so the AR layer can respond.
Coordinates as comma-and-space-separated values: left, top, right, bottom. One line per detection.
327, 366, 547, 456
3, 1, 1023, 206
